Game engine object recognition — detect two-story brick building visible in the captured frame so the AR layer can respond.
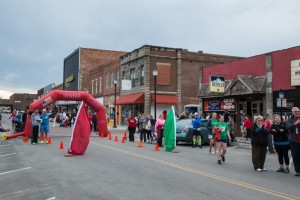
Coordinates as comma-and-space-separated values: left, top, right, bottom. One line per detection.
116, 45, 242, 125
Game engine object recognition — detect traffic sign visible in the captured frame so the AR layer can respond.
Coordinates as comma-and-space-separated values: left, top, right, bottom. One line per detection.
279, 91, 284, 99
277, 98, 287, 107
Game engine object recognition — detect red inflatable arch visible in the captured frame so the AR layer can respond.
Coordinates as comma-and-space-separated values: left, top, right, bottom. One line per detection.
6, 90, 108, 139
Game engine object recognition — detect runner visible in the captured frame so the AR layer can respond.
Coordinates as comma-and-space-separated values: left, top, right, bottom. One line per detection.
216, 115, 231, 165
206, 112, 219, 154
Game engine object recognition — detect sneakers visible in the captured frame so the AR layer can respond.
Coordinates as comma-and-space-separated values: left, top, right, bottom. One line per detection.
221, 155, 225, 162
276, 168, 284, 172
255, 168, 262, 172
284, 168, 290, 174
218, 160, 222, 165
295, 172, 300, 176
192, 145, 195, 148
31, 142, 37, 145
262, 168, 267, 171
199, 145, 202, 148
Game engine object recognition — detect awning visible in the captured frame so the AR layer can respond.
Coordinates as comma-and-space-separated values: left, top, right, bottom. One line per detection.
116, 93, 144, 105
151, 94, 179, 104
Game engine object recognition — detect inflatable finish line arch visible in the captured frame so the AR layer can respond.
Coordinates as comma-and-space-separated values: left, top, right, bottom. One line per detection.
7, 90, 108, 139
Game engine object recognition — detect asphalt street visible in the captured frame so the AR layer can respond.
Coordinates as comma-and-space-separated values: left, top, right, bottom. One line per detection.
0, 114, 299, 200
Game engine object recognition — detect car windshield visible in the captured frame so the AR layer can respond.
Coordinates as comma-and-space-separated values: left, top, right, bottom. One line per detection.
177, 118, 207, 127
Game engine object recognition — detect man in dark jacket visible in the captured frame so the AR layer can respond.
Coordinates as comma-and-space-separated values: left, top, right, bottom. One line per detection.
286, 107, 300, 176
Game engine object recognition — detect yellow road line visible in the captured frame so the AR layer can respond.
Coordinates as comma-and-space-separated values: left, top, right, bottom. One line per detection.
90, 141, 299, 200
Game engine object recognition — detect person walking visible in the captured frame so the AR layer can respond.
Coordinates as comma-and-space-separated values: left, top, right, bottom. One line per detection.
21, 108, 28, 132
264, 114, 275, 153
251, 115, 269, 172
155, 114, 165, 147
192, 112, 202, 148
244, 115, 253, 141
127, 114, 137, 142
206, 112, 219, 154
39, 109, 50, 143
216, 115, 231, 164
31, 108, 41, 145
270, 114, 290, 173
286, 107, 300, 176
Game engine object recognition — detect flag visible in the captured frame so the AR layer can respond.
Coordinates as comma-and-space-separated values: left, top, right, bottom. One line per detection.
163, 106, 176, 152
68, 102, 90, 155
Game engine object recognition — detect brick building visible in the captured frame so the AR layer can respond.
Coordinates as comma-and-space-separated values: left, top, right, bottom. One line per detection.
10, 93, 36, 111
116, 45, 242, 125
89, 58, 123, 122
62, 47, 126, 112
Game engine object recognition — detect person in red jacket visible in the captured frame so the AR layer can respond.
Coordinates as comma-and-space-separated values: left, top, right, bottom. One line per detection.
244, 115, 253, 141
127, 114, 137, 142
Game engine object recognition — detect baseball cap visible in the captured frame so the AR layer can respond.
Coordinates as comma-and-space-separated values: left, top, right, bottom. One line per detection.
194, 112, 198, 115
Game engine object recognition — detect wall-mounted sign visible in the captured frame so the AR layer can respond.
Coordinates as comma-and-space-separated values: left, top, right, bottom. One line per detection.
210, 76, 225, 93
64, 74, 76, 89
204, 98, 235, 111
122, 80, 132, 90
291, 59, 300, 86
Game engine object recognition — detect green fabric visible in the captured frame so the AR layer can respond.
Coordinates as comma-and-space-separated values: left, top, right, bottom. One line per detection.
219, 122, 229, 140
163, 106, 176, 151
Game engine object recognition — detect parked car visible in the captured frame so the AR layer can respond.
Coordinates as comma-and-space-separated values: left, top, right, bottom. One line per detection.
176, 118, 209, 145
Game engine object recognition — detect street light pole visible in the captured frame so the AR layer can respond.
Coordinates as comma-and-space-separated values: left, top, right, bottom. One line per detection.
113, 79, 118, 128
153, 69, 158, 121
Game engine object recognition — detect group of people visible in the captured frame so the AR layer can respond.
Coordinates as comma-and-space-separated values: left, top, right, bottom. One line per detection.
126, 110, 167, 147
248, 107, 300, 176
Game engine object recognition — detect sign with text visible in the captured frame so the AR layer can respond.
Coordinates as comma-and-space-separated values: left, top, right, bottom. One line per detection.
209, 76, 225, 93
204, 98, 235, 111
291, 59, 300, 86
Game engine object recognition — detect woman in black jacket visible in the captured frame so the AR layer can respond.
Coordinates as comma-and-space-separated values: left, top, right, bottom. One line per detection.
270, 114, 290, 173
251, 115, 269, 172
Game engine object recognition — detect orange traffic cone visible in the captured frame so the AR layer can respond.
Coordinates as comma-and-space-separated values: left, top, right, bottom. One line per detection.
137, 140, 143, 147
59, 141, 64, 149
108, 133, 112, 140
114, 136, 118, 142
123, 131, 127, 140
121, 137, 126, 144
23, 136, 28, 143
154, 143, 160, 151
47, 137, 52, 144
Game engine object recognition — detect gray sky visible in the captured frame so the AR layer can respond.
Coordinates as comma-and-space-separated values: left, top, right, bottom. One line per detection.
1, 0, 300, 97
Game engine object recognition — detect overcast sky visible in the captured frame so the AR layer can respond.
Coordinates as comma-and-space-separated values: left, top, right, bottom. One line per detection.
0, 0, 299, 97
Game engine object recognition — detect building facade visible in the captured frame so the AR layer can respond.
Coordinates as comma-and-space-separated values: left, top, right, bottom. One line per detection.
199, 46, 300, 134
117, 45, 242, 125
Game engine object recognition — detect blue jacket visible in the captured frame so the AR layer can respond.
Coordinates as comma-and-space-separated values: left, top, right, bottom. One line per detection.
192, 117, 202, 130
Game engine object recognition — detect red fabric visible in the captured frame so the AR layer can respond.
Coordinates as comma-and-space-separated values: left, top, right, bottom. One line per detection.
127, 117, 136, 127
116, 93, 144, 104
69, 103, 90, 155
244, 119, 253, 129
263, 120, 271, 131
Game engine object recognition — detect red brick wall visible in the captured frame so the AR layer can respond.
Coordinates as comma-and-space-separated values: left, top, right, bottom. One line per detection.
80, 48, 126, 91
202, 55, 266, 84
272, 46, 300, 91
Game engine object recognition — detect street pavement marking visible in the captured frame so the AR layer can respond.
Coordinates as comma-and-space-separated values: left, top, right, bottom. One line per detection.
46, 197, 56, 200
0, 153, 17, 158
91, 141, 299, 200
0, 167, 32, 176
0, 144, 11, 147
227, 146, 238, 150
